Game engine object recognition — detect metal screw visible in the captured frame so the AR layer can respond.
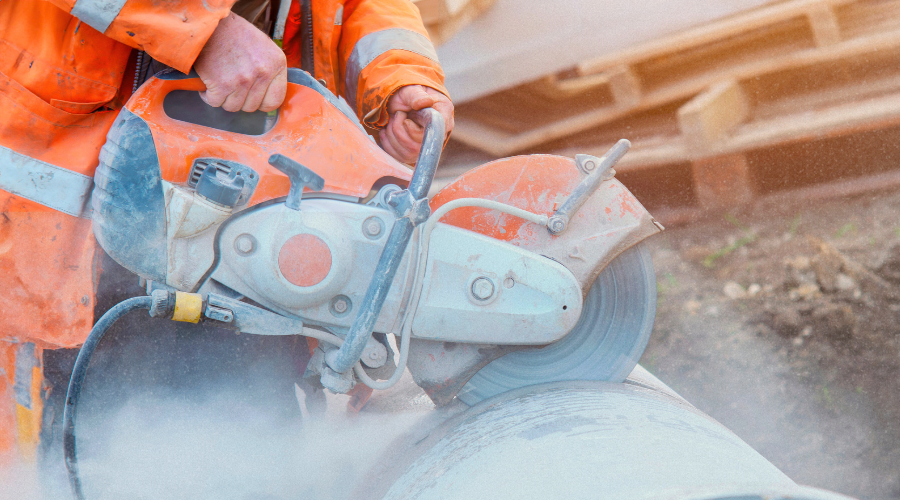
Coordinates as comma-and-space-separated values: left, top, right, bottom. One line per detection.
363, 217, 383, 238
471, 277, 495, 301
333, 297, 349, 314
235, 234, 255, 254
548, 216, 567, 234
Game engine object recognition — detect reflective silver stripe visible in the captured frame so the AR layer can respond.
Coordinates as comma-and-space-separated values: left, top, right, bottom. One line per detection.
0, 144, 93, 219
344, 28, 439, 113
71, 0, 128, 34
13, 343, 37, 409
334, 5, 343, 25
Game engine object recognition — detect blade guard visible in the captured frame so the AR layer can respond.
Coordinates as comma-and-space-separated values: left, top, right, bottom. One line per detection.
408, 153, 663, 406
430, 154, 662, 293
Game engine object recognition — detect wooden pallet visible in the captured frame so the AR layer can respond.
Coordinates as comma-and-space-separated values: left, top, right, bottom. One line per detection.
446, 0, 900, 210
414, 0, 496, 45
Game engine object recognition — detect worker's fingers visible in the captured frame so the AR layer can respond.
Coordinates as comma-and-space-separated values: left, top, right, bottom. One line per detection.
379, 111, 421, 165
379, 123, 412, 165
409, 87, 438, 111
378, 128, 404, 164
402, 117, 426, 146
221, 85, 250, 113
194, 13, 288, 112
389, 85, 436, 114
396, 87, 454, 141
241, 74, 273, 113
258, 68, 288, 112
199, 85, 228, 109
381, 86, 454, 163
431, 98, 455, 136
385, 113, 415, 161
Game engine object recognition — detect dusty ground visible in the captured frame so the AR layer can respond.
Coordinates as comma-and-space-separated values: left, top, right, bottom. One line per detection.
641, 187, 900, 500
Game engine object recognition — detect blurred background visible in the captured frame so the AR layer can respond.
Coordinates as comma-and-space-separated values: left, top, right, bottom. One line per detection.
424, 0, 900, 498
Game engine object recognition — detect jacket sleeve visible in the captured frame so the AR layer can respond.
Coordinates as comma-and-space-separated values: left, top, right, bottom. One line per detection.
45, 0, 236, 74
339, 0, 450, 129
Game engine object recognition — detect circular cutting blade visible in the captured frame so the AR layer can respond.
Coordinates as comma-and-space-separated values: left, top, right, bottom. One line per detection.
456, 243, 657, 406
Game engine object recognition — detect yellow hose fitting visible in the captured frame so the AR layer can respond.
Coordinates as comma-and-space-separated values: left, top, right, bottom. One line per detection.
172, 291, 203, 323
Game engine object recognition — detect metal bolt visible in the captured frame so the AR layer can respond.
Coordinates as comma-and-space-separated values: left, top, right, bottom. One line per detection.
471, 277, 495, 301
363, 217, 383, 238
548, 216, 567, 234
330, 295, 352, 317
235, 234, 255, 254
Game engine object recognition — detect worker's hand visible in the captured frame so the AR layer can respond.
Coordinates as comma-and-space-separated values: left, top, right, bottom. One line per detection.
194, 12, 287, 113
378, 85, 455, 165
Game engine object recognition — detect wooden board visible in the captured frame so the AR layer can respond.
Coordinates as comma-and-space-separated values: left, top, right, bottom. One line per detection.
415, 0, 497, 45
450, 0, 900, 156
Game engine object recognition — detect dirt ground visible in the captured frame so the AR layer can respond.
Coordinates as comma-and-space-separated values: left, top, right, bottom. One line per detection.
641, 187, 900, 500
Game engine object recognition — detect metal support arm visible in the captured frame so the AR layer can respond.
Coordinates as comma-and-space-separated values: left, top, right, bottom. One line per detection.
326, 108, 446, 375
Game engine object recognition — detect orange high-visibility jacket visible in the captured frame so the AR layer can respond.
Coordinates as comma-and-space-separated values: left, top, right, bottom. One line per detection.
0, 0, 448, 350
0, 0, 447, 457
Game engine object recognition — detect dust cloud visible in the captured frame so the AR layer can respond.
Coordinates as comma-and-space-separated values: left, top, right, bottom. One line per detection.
1, 391, 425, 500
0, 456, 42, 500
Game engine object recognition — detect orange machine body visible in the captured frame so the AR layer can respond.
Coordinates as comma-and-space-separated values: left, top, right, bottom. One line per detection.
128, 75, 412, 204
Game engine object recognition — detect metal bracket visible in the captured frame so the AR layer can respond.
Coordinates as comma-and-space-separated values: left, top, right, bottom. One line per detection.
204, 304, 234, 323
575, 153, 616, 178
548, 140, 631, 235
385, 189, 432, 226
205, 293, 305, 336
326, 108, 445, 375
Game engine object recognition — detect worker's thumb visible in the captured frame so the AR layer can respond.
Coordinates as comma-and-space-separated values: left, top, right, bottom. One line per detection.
407, 86, 436, 110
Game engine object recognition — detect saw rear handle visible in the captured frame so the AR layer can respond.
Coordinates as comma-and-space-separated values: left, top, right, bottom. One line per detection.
324, 107, 446, 377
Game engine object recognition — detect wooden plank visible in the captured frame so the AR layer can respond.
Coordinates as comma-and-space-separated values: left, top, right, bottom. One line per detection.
678, 80, 750, 153
834, 0, 900, 39
807, 3, 843, 46
607, 65, 643, 108
530, 73, 612, 100
553, 89, 900, 170
577, 0, 855, 75
691, 153, 755, 210
413, 0, 472, 25
452, 26, 900, 155
423, 0, 496, 45
724, 91, 900, 152
452, 104, 632, 157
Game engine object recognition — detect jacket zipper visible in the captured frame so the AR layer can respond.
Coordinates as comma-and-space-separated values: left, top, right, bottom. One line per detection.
301, 0, 314, 75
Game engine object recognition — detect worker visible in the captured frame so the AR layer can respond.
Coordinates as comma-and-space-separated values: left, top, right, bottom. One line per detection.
0, 0, 453, 471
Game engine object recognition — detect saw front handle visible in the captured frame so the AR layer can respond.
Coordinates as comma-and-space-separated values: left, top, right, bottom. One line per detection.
325, 108, 446, 376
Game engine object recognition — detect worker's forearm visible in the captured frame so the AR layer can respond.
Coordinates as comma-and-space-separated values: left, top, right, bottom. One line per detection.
339, 0, 450, 126
47, 0, 236, 73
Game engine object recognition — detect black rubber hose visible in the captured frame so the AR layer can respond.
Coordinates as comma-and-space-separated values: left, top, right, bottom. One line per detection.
63, 296, 154, 500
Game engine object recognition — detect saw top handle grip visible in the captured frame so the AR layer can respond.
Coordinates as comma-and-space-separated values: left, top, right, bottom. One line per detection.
325, 107, 446, 376
409, 107, 446, 197
156, 68, 365, 134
